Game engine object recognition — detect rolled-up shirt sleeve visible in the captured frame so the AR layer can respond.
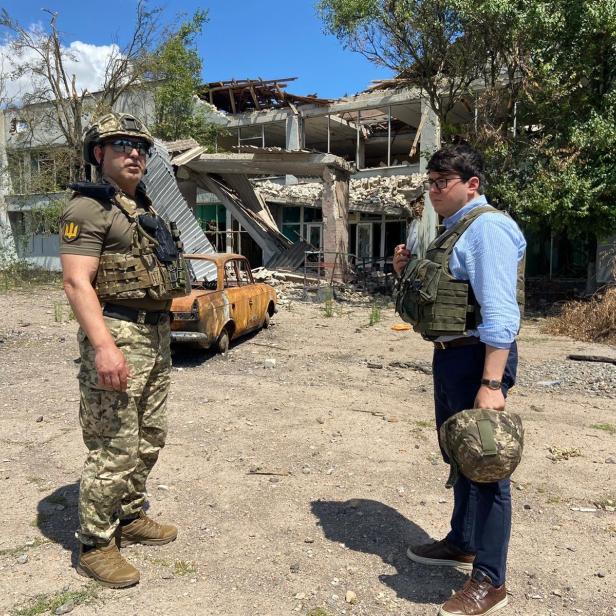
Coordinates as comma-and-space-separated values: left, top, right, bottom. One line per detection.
453, 215, 525, 348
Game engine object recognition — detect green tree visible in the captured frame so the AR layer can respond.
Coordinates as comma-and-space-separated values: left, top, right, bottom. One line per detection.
150, 10, 218, 147
317, 0, 486, 123
318, 0, 616, 241
484, 0, 616, 239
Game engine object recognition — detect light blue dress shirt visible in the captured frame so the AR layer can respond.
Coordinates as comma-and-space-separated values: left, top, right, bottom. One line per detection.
442, 195, 527, 349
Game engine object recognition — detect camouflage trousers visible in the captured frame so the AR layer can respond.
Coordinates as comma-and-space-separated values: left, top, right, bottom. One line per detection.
76, 315, 171, 546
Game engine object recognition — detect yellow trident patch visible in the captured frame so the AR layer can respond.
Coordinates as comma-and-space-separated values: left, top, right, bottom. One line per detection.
62, 221, 80, 242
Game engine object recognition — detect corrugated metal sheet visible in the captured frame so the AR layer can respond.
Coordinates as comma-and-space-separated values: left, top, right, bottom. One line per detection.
268, 240, 312, 271
144, 141, 217, 282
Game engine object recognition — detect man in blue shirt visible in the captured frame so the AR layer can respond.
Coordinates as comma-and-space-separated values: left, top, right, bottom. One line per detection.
393, 144, 526, 616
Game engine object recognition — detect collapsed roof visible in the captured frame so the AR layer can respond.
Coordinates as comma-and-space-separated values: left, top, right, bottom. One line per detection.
199, 77, 333, 114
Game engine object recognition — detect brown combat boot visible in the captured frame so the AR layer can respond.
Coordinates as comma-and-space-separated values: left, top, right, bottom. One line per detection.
439, 569, 508, 615
118, 511, 178, 547
77, 541, 140, 589
407, 538, 475, 571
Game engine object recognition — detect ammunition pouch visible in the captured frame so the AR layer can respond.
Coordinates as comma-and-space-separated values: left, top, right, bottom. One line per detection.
94, 203, 190, 301
138, 213, 178, 262
133, 213, 190, 300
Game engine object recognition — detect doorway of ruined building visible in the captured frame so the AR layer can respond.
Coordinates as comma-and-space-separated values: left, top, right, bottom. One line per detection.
356, 223, 373, 261
229, 217, 263, 268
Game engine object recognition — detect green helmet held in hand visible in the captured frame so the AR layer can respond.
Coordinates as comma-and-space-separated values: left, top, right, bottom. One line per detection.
83, 112, 154, 166
439, 408, 524, 488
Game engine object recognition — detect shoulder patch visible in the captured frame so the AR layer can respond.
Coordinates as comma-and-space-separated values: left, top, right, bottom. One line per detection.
62, 221, 80, 242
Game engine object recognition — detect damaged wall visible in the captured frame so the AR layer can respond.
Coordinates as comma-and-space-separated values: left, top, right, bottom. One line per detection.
255, 173, 424, 215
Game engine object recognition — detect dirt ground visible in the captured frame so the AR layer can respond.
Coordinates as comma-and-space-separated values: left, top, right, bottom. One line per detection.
0, 284, 615, 616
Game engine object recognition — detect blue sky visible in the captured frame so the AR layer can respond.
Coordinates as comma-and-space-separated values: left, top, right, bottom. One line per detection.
2, 0, 394, 99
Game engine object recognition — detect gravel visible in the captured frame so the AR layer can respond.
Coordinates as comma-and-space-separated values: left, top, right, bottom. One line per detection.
518, 359, 616, 397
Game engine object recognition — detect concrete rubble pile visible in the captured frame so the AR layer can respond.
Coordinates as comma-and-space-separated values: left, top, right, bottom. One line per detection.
255, 173, 424, 211
252, 267, 391, 306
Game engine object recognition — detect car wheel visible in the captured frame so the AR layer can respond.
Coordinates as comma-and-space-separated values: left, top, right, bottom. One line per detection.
263, 311, 271, 329
217, 328, 230, 355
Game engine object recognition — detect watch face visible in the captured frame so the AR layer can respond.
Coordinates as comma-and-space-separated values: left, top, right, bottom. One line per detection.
482, 379, 502, 390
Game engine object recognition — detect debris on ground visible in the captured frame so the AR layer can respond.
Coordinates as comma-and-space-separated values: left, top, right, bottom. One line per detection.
1, 286, 615, 615
543, 286, 616, 344
547, 446, 582, 461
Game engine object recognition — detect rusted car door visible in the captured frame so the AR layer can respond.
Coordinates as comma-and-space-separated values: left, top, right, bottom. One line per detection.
223, 259, 250, 336
235, 258, 263, 330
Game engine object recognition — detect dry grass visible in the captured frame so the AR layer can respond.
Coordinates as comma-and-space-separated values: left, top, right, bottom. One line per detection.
542, 286, 616, 344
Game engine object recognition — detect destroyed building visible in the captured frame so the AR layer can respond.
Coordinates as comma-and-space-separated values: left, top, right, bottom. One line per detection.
1, 75, 613, 287
0, 77, 435, 276
171, 77, 438, 273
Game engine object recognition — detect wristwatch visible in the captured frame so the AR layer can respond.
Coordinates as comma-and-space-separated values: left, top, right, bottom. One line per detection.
480, 378, 502, 390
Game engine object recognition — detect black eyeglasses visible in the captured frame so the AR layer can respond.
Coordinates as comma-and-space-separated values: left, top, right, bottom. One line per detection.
108, 138, 150, 156
422, 177, 464, 191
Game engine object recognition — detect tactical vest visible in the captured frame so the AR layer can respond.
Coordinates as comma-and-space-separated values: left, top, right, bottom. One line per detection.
70, 182, 191, 302
394, 205, 525, 340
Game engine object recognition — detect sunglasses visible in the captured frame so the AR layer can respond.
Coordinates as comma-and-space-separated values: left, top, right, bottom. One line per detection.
107, 138, 151, 156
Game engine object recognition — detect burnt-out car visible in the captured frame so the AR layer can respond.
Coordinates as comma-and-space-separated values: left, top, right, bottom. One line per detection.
170, 253, 277, 353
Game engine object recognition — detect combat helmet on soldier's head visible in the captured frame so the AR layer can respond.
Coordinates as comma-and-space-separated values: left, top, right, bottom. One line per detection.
82, 112, 154, 166
439, 407, 524, 487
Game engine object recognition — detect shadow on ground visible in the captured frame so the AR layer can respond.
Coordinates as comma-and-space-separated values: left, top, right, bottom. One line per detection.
37, 482, 80, 566
171, 326, 271, 367
37, 483, 154, 568
311, 498, 468, 604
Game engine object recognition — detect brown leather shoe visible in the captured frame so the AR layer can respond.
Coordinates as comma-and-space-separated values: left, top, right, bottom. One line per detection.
407, 538, 474, 571
118, 511, 178, 547
439, 569, 508, 615
77, 541, 140, 589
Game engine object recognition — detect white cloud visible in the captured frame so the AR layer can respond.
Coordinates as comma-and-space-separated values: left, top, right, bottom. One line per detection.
64, 41, 120, 92
1, 33, 120, 105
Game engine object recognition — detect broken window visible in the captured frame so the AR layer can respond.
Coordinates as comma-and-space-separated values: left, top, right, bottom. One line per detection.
311, 102, 422, 170
29, 148, 71, 193
217, 121, 287, 151
352, 104, 420, 169
9, 118, 29, 134
235, 259, 253, 285
6, 150, 27, 194
238, 124, 264, 148
224, 261, 240, 288
304, 114, 355, 162
261, 121, 286, 148
197, 203, 227, 251
385, 221, 407, 261
303, 207, 322, 249
282, 206, 301, 243
349, 213, 405, 267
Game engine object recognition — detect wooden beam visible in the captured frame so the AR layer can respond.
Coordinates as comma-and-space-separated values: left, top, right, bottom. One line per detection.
206, 77, 298, 93
228, 88, 237, 114
249, 86, 261, 110
409, 107, 429, 158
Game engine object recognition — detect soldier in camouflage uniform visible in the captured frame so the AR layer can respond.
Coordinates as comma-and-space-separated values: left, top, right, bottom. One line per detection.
60, 113, 189, 588
393, 145, 526, 616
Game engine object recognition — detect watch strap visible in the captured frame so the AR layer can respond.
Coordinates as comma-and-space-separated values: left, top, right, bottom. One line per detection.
481, 378, 502, 390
